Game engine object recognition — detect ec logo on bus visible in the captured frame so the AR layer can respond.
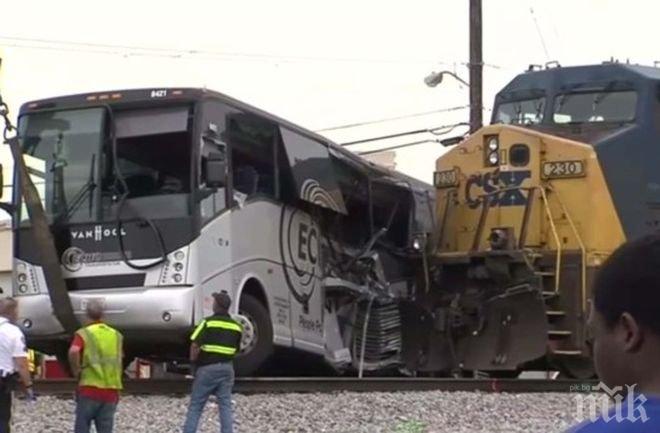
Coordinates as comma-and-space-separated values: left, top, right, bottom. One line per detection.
61, 247, 101, 272
280, 209, 320, 312
465, 169, 531, 209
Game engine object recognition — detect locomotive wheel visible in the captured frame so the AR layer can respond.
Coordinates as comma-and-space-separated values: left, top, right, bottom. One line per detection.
233, 294, 274, 376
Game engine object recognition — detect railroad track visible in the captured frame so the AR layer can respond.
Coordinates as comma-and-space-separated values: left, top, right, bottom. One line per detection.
34, 377, 599, 395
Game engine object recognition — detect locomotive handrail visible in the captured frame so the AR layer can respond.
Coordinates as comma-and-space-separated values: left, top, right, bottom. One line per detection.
435, 189, 456, 252
537, 186, 562, 294
458, 183, 588, 301
545, 184, 588, 312
470, 185, 562, 293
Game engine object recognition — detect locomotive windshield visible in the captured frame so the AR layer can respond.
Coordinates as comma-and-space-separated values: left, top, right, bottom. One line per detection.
493, 96, 545, 125
553, 90, 637, 124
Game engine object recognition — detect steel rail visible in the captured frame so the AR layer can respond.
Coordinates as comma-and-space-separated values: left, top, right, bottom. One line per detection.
33, 377, 599, 396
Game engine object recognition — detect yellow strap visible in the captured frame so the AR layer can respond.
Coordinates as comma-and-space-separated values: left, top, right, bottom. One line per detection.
190, 320, 207, 341
205, 320, 242, 333
200, 344, 237, 355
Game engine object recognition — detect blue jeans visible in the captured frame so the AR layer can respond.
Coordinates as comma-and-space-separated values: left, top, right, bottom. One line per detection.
74, 396, 117, 433
183, 362, 235, 433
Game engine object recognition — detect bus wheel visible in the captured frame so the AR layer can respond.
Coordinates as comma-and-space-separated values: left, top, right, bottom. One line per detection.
234, 294, 273, 376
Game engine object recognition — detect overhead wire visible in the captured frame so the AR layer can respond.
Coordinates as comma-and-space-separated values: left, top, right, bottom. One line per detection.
529, 7, 551, 61
356, 122, 469, 156
358, 139, 438, 156
0, 35, 487, 66
316, 105, 469, 132
341, 122, 469, 146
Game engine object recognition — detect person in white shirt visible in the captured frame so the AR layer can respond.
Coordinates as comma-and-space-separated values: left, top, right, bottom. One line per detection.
0, 298, 34, 433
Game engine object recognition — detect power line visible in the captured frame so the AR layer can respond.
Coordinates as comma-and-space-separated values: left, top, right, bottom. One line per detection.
529, 7, 550, 61
341, 122, 469, 146
341, 128, 430, 146
356, 123, 468, 155
358, 139, 438, 156
316, 106, 469, 132
1, 36, 507, 70
0, 35, 472, 66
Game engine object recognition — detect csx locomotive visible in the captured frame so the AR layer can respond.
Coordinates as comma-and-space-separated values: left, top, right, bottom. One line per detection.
404, 62, 660, 377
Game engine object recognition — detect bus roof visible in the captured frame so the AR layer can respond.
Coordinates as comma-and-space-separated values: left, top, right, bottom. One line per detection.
19, 87, 433, 195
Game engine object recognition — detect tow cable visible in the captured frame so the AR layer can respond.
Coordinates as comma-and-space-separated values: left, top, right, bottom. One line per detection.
0, 97, 79, 334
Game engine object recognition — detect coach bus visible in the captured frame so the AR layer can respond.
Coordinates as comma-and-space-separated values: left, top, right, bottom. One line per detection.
0, 88, 434, 375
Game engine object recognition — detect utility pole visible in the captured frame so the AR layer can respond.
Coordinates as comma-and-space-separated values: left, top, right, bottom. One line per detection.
469, 0, 483, 133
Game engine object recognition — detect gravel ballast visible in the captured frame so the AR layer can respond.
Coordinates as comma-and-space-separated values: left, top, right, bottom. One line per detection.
11, 391, 592, 433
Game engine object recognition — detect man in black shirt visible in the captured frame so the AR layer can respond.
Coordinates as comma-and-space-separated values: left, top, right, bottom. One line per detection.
183, 292, 243, 433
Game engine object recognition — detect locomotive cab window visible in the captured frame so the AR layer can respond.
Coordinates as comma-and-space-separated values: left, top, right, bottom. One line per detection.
553, 90, 637, 124
494, 97, 545, 125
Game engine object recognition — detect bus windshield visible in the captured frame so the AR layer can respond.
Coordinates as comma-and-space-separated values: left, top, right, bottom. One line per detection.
553, 90, 637, 124
18, 108, 104, 224
494, 97, 545, 125
16, 105, 194, 225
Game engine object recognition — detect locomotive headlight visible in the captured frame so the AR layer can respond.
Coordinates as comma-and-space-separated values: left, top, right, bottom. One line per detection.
487, 136, 499, 151
489, 228, 509, 250
172, 273, 183, 283
173, 262, 184, 272
18, 284, 28, 294
484, 135, 500, 167
174, 251, 185, 261
17, 273, 27, 283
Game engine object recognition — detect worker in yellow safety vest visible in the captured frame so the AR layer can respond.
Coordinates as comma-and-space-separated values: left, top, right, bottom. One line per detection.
68, 300, 123, 433
26, 350, 35, 377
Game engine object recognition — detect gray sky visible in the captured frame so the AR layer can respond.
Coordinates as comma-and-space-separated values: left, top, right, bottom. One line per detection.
1, 0, 658, 190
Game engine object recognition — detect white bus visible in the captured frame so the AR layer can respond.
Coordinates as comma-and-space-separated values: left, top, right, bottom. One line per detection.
2, 88, 434, 375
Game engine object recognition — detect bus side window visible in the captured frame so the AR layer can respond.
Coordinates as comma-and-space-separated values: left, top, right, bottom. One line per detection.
226, 114, 277, 199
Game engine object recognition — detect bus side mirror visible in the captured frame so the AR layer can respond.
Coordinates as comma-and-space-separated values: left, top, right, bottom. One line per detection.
204, 153, 226, 188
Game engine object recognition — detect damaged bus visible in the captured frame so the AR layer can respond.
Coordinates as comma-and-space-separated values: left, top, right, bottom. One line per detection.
1, 88, 434, 375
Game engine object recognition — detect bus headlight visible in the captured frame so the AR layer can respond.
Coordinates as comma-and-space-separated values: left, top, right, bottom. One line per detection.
13, 260, 39, 296
159, 248, 189, 286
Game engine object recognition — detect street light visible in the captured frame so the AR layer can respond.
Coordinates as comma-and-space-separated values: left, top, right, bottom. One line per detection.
423, 70, 470, 88
424, 69, 481, 133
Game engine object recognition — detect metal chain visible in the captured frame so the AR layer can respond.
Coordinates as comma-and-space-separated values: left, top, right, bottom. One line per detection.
0, 99, 17, 142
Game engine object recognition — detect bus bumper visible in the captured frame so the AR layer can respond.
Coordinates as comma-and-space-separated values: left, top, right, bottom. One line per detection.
17, 285, 196, 337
